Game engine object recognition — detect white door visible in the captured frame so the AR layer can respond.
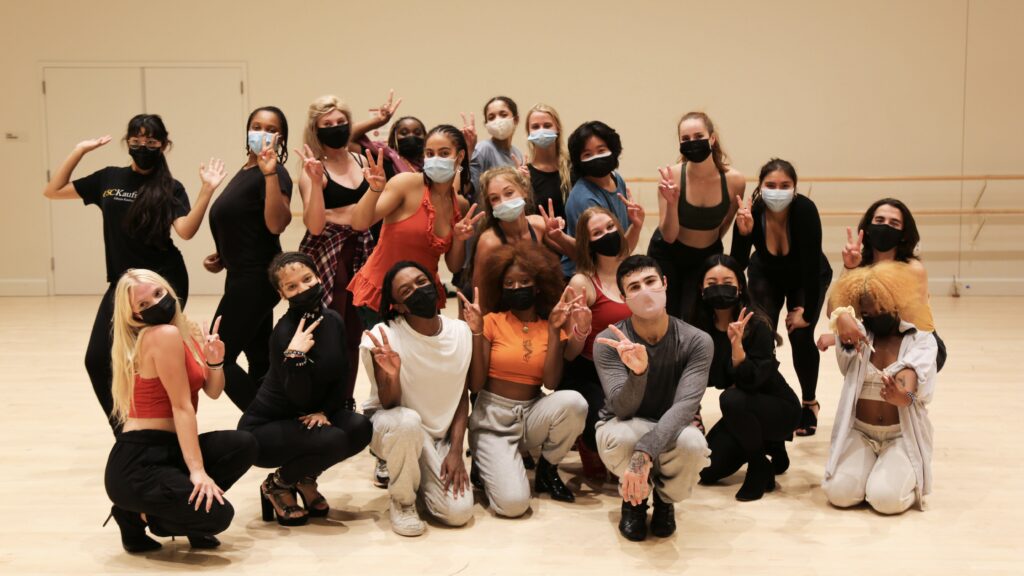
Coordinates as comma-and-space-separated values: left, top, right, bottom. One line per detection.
44, 67, 144, 294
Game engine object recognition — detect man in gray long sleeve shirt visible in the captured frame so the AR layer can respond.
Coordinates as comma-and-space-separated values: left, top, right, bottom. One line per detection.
593, 255, 712, 542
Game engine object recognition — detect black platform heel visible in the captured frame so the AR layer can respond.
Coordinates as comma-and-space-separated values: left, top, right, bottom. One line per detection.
260, 472, 308, 526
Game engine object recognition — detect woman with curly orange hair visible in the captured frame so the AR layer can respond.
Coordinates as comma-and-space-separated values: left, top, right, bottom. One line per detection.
822, 262, 938, 514
458, 243, 590, 517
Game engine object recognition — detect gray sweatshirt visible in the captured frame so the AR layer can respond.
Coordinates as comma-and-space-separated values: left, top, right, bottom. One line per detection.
594, 317, 712, 456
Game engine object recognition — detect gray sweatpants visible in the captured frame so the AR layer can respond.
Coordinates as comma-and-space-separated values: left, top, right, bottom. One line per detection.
596, 417, 710, 504
468, 389, 587, 517
369, 407, 474, 526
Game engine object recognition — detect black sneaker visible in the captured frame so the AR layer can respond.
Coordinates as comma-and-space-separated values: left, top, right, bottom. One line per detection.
650, 492, 676, 537
618, 499, 649, 542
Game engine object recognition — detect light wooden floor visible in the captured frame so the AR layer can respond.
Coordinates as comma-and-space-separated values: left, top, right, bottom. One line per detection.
1, 295, 1021, 575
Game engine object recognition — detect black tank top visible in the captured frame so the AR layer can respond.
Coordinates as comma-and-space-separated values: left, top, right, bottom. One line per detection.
322, 153, 368, 209
494, 221, 539, 245
677, 165, 730, 231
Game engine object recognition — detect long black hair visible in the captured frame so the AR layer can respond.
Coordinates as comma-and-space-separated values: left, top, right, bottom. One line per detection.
379, 260, 438, 325
690, 254, 778, 344
123, 114, 177, 248
424, 124, 472, 196
858, 198, 921, 265
246, 106, 289, 164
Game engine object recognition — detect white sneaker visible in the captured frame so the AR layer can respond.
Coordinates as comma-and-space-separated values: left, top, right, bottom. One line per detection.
389, 499, 426, 537
373, 457, 389, 488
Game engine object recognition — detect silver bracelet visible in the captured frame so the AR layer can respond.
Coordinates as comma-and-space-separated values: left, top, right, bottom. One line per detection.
906, 391, 916, 405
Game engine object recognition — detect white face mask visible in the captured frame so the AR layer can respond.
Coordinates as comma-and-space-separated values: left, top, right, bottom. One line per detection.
423, 156, 456, 183
625, 285, 667, 320
486, 117, 515, 140
492, 197, 526, 222
761, 188, 795, 212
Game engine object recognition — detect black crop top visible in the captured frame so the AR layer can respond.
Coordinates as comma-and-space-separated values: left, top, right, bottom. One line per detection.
678, 166, 730, 232
322, 153, 368, 209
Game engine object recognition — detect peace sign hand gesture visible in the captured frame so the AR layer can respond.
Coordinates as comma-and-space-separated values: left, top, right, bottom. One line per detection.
199, 157, 227, 190
453, 203, 485, 241
76, 135, 112, 154
456, 287, 483, 334
256, 136, 278, 175
365, 328, 401, 381
363, 148, 386, 193
296, 144, 324, 182
617, 187, 646, 229
287, 315, 323, 354
202, 316, 225, 366
657, 166, 679, 204
727, 307, 754, 347
735, 195, 753, 236
459, 112, 478, 153
549, 286, 585, 331
537, 198, 567, 240
842, 227, 864, 269
595, 324, 649, 375
369, 89, 403, 124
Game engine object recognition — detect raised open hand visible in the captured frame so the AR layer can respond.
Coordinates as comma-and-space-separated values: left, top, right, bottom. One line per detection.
595, 324, 649, 375
199, 157, 227, 189
76, 135, 112, 153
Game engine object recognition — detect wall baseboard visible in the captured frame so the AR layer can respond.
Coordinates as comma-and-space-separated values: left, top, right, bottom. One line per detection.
0, 278, 49, 296
947, 277, 1024, 297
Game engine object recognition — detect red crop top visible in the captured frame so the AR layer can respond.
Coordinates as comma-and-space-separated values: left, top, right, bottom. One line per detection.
129, 342, 206, 419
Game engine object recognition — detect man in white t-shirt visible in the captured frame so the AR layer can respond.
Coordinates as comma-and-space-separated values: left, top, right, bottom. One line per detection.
360, 262, 474, 537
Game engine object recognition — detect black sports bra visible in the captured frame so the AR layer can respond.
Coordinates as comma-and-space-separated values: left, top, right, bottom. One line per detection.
322, 153, 368, 209
494, 221, 539, 244
678, 166, 730, 232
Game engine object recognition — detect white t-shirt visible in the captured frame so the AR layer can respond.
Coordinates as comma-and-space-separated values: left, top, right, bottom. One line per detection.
360, 316, 472, 440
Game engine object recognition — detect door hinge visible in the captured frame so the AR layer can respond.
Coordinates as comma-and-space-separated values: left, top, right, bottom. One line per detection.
240, 81, 244, 94
42, 80, 46, 94
50, 257, 55, 271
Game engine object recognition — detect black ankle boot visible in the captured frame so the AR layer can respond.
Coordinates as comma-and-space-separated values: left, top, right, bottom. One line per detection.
470, 460, 484, 490
618, 499, 649, 541
187, 535, 221, 549
534, 456, 575, 502
649, 492, 676, 537
107, 505, 162, 553
736, 454, 776, 502
766, 441, 790, 475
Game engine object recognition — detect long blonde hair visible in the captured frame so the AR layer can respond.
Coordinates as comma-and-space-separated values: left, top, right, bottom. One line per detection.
828, 261, 935, 331
111, 269, 202, 424
525, 103, 571, 203
302, 95, 353, 160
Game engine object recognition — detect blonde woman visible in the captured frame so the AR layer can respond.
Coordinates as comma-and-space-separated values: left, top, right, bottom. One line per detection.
524, 103, 572, 220
104, 269, 257, 553
822, 262, 938, 514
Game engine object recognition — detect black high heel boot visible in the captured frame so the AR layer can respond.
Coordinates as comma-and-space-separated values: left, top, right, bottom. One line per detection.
735, 454, 776, 502
766, 441, 790, 475
534, 456, 575, 502
106, 505, 162, 553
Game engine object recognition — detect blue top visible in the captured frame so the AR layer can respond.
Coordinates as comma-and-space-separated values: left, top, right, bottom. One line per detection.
561, 172, 629, 276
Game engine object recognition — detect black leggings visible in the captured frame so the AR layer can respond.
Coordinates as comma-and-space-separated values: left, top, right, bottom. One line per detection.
238, 408, 372, 485
105, 429, 257, 537
216, 269, 279, 411
560, 356, 605, 451
701, 388, 800, 483
86, 263, 189, 433
747, 258, 831, 402
647, 232, 723, 321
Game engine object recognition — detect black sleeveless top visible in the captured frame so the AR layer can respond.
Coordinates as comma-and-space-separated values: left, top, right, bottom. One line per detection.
322, 153, 368, 209
494, 221, 538, 244
678, 166, 730, 231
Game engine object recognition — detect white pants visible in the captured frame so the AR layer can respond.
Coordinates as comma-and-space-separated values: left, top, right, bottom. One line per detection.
468, 389, 587, 517
369, 407, 474, 526
823, 419, 916, 515
595, 418, 710, 504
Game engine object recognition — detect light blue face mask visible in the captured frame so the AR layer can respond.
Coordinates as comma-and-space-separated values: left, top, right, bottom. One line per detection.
527, 129, 558, 149
423, 156, 456, 183
247, 131, 276, 155
492, 197, 526, 222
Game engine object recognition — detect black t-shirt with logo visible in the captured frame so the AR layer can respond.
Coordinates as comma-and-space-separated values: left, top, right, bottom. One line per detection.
73, 166, 190, 282
208, 164, 293, 272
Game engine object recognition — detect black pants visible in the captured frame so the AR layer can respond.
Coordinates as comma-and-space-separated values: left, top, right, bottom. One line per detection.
747, 256, 832, 402
216, 269, 279, 411
326, 239, 365, 402
105, 429, 257, 537
238, 408, 372, 485
700, 387, 800, 483
86, 263, 189, 434
647, 232, 723, 322
560, 356, 605, 451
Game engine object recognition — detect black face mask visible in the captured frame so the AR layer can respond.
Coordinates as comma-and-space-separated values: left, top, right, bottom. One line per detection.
867, 223, 902, 253
288, 283, 324, 313
396, 136, 425, 159
590, 232, 622, 257
862, 312, 900, 336
679, 139, 712, 163
129, 147, 163, 171
317, 124, 351, 149
139, 293, 177, 326
402, 283, 438, 318
702, 284, 739, 310
578, 154, 618, 178
501, 287, 537, 311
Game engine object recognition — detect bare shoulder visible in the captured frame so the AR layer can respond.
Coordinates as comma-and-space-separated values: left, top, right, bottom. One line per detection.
391, 171, 424, 193
907, 258, 929, 280
139, 325, 184, 355
725, 168, 746, 193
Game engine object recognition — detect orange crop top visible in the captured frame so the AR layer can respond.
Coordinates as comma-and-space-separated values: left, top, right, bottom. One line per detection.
483, 312, 567, 386
129, 342, 206, 419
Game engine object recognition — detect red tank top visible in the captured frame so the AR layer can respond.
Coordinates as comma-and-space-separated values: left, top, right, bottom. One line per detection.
129, 341, 206, 419
584, 275, 632, 359
349, 185, 461, 311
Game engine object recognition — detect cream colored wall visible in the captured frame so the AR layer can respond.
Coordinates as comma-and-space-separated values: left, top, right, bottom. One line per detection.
1, 0, 1021, 296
